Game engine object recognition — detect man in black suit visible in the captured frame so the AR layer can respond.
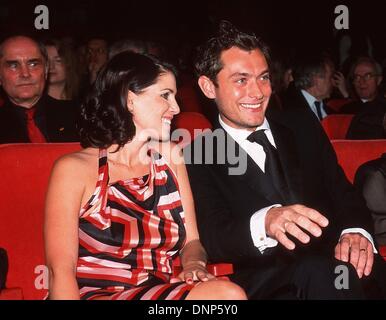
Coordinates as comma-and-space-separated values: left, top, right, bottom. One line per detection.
186, 21, 383, 299
281, 54, 336, 121
0, 36, 78, 143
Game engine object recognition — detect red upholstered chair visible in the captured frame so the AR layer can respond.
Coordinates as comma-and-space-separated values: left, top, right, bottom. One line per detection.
331, 139, 386, 183
0, 142, 232, 299
172, 112, 212, 147
331, 140, 386, 260
0, 143, 81, 300
321, 114, 354, 140
176, 76, 204, 114
325, 98, 353, 113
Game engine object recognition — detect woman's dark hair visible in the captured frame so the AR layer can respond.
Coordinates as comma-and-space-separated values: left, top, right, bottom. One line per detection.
79, 51, 176, 149
194, 20, 270, 86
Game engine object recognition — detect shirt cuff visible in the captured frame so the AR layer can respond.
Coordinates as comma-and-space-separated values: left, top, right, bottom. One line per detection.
250, 204, 281, 253
340, 228, 378, 254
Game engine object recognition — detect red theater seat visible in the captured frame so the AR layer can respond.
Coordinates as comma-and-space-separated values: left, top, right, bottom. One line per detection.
172, 112, 212, 146
326, 98, 353, 113
331, 139, 386, 183
321, 114, 354, 140
0, 143, 81, 299
331, 140, 386, 261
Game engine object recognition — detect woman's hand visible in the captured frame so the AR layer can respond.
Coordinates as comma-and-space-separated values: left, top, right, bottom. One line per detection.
173, 260, 215, 284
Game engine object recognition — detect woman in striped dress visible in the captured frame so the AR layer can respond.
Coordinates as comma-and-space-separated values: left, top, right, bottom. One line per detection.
44, 51, 246, 300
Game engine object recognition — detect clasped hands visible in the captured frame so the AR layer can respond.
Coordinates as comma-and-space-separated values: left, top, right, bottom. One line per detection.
266, 204, 373, 278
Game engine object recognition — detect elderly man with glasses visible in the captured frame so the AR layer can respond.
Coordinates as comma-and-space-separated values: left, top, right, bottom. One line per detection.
344, 57, 386, 139
341, 57, 385, 114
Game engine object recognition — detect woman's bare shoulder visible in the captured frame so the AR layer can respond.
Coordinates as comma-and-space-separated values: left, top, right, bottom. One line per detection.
53, 147, 99, 175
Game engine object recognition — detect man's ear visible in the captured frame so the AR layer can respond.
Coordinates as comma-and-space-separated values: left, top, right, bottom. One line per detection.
197, 75, 217, 99
377, 75, 383, 86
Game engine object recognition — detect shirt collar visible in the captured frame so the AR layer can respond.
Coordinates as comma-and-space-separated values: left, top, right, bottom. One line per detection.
218, 114, 271, 145
301, 89, 319, 107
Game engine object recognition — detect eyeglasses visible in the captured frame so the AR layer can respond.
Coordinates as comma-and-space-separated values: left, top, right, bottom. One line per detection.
87, 48, 107, 55
353, 73, 379, 82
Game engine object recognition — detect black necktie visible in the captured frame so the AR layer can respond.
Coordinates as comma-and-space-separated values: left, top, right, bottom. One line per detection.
247, 129, 288, 197
314, 101, 323, 121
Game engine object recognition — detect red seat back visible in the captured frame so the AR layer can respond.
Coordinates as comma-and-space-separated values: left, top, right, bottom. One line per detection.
326, 98, 353, 113
176, 75, 204, 114
331, 139, 386, 183
172, 112, 212, 147
0, 143, 81, 299
322, 114, 354, 140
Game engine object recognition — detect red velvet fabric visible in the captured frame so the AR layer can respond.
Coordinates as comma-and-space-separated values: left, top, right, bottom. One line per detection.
172, 112, 212, 146
0, 143, 81, 299
322, 114, 354, 140
331, 139, 386, 183
326, 98, 353, 113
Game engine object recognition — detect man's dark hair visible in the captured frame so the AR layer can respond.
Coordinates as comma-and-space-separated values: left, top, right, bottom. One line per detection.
292, 54, 333, 90
79, 51, 176, 149
194, 20, 270, 85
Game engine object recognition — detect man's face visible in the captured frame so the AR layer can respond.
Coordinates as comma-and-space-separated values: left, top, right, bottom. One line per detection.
353, 62, 381, 101
0, 37, 46, 107
86, 39, 108, 68
203, 47, 272, 131
314, 63, 334, 100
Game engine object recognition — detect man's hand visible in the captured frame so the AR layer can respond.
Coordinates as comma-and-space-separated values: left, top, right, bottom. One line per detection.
332, 71, 349, 98
334, 233, 374, 278
266, 204, 329, 250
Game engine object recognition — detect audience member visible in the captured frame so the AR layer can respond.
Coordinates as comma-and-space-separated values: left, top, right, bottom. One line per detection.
44, 38, 81, 101
0, 36, 78, 143
340, 57, 386, 114
355, 153, 386, 246
86, 38, 108, 84
281, 54, 336, 121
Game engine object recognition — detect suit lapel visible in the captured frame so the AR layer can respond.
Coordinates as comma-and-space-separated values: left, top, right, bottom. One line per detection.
212, 122, 286, 204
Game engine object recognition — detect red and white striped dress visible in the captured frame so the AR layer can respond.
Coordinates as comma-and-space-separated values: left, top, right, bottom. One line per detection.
76, 149, 194, 300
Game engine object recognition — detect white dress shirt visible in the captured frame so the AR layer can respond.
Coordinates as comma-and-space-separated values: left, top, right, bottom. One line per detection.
219, 115, 376, 253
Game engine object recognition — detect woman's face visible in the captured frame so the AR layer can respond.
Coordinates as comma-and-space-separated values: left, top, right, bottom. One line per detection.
129, 71, 180, 141
46, 45, 66, 85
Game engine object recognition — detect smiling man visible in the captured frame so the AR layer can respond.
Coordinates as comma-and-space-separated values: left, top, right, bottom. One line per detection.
0, 35, 78, 143
186, 21, 385, 299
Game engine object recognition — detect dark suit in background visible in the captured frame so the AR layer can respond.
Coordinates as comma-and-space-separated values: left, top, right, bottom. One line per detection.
0, 95, 79, 143
354, 154, 386, 246
281, 83, 335, 119
346, 101, 386, 139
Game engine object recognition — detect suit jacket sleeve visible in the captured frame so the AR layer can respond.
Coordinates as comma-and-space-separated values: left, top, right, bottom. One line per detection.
185, 143, 266, 264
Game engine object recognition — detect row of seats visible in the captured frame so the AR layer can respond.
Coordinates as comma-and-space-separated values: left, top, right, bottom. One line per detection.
0, 111, 385, 299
